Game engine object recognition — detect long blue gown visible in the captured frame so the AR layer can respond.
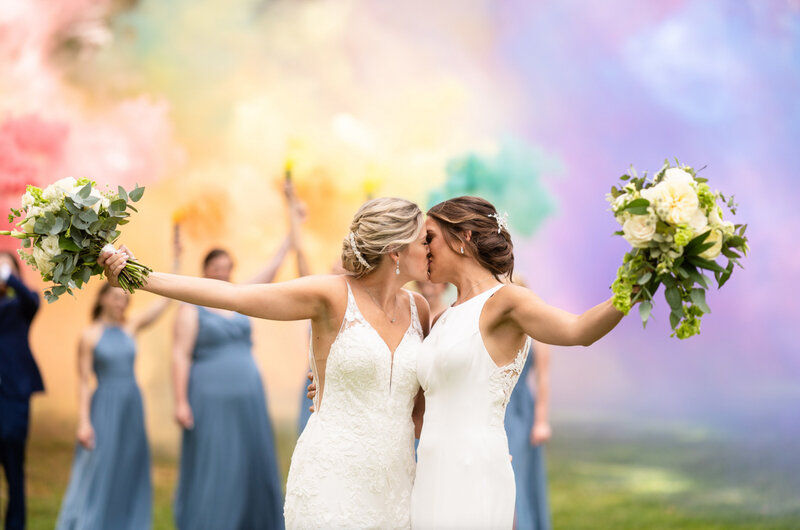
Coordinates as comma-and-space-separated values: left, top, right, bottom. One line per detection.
173, 307, 284, 530
504, 346, 551, 530
56, 326, 152, 530
297, 373, 313, 436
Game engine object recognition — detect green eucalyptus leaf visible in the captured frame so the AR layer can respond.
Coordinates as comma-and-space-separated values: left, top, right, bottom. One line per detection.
129, 186, 145, 202
78, 184, 92, 199
118, 186, 128, 203
689, 288, 711, 313
669, 309, 682, 330
79, 209, 98, 223
639, 300, 652, 328
58, 236, 81, 252
665, 286, 682, 310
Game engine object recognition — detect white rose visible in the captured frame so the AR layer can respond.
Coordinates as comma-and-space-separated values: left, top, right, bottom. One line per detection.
41, 235, 61, 258
708, 206, 723, 226
21, 191, 36, 210
720, 221, 735, 236
699, 228, 723, 260
89, 188, 103, 213
52, 177, 78, 193
20, 216, 36, 234
663, 167, 694, 186
43, 184, 64, 203
652, 180, 699, 225
688, 209, 708, 235
27, 206, 43, 219
32, 246, 54, 275
641, 186, 658, 203
100, 195, 110, 210
622, 213, 657, 248
611, 194, 628, 213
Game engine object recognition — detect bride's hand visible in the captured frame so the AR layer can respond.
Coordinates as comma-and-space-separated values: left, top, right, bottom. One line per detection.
306, 371, 316, 412
97, 245, 134, 287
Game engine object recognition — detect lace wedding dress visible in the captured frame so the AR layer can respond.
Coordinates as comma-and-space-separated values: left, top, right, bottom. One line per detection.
412, 284, 530, 529
284, 282, 423, 529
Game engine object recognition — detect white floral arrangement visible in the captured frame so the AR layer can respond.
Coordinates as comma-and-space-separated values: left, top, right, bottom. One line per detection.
608, 160, 749, 339
1, 177, 150, 302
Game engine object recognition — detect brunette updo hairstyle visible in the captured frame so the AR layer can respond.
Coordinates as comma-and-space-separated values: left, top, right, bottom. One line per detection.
427, 196, 514, 280
341, 198, 424, 278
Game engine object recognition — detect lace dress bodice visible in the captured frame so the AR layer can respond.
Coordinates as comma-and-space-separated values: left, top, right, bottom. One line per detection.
284, 283, 423, 530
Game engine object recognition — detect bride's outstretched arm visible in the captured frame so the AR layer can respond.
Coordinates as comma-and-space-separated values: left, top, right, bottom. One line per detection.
501, 285, 625, 347
100, 246, 332, 322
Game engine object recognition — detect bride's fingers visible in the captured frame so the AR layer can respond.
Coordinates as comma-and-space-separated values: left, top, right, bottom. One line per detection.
118, 245, 136, 260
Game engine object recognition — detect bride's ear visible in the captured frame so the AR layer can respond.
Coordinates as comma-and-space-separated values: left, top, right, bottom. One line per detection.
462, 230, 473, 243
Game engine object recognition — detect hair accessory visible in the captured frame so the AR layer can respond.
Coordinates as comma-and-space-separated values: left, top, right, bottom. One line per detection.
348, 232, 372, 269
488, 211, 509, 233
395, 259, 400, 275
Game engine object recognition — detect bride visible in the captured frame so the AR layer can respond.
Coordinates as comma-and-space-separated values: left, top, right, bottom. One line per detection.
411, 196, 627, 529
99, 197, 431, 529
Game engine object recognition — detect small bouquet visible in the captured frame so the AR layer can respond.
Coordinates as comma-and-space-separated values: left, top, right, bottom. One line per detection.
608, 160, 749, 339
0, 177, 150, 302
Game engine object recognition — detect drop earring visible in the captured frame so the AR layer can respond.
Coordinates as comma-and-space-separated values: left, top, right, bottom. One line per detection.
395, 259, 400, 275
460, 246, 464, 254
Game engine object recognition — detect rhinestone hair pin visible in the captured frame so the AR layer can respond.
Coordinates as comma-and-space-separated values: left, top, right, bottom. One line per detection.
348, 232, 372, 269
488, 211, 509, 233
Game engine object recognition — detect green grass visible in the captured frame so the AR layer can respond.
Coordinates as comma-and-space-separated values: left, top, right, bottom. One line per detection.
5, 417, 799, 529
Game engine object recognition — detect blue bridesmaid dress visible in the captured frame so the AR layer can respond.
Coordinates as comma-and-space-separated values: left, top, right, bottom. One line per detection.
297, 373, 313, 436
56, 326, 152, 530
504, 345, 551, 530
173, 307, 284, 530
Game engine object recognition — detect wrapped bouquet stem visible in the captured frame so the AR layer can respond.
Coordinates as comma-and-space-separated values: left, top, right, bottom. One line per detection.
608, 160, 749, 339
1, 177, 150, 302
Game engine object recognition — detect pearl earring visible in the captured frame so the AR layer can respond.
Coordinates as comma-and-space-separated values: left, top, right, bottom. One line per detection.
395, 259, 400, 275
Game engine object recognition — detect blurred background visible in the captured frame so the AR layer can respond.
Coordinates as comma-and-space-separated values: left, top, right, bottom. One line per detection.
1, 0, 798, 528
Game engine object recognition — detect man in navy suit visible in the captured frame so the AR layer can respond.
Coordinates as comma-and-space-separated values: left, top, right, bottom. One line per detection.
0, 251, 44, 530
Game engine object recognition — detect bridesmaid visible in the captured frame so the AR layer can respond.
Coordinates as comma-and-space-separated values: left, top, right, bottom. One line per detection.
56, 237, 179, 530
505, 340, 552, 530
172, 182, 305, 530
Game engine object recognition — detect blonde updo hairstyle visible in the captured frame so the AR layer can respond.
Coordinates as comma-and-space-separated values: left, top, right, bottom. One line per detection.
341, 197, 424, 278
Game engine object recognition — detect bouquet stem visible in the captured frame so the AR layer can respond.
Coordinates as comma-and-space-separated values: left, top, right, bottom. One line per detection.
115, 259, 152, 293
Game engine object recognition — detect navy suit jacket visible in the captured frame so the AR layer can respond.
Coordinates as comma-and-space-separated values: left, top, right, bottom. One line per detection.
0, 274, 44, 400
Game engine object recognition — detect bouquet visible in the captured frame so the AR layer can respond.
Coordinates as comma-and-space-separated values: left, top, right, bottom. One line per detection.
0, 177, 150, 302
608, 160, 749, 339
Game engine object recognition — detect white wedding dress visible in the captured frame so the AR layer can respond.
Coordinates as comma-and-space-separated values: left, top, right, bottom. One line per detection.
284, 282, 423, 529
412, 284, 530, 529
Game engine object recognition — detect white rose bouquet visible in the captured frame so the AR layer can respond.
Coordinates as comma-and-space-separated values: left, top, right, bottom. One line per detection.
1, 177, 151, 302
608, 160, 749, 339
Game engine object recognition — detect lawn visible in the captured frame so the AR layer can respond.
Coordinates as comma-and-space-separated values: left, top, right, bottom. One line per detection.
8, 417, 800, 529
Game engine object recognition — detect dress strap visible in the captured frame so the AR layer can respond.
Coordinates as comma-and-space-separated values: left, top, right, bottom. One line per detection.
406, 290, 423, 337
340, 280, 365, 331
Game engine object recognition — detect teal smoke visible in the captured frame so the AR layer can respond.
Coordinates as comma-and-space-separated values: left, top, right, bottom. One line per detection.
426, 138, 561, 238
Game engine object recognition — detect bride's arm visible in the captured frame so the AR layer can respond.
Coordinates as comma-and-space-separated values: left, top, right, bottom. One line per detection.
500, 285, 624, 347
101, 247, 333, 322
